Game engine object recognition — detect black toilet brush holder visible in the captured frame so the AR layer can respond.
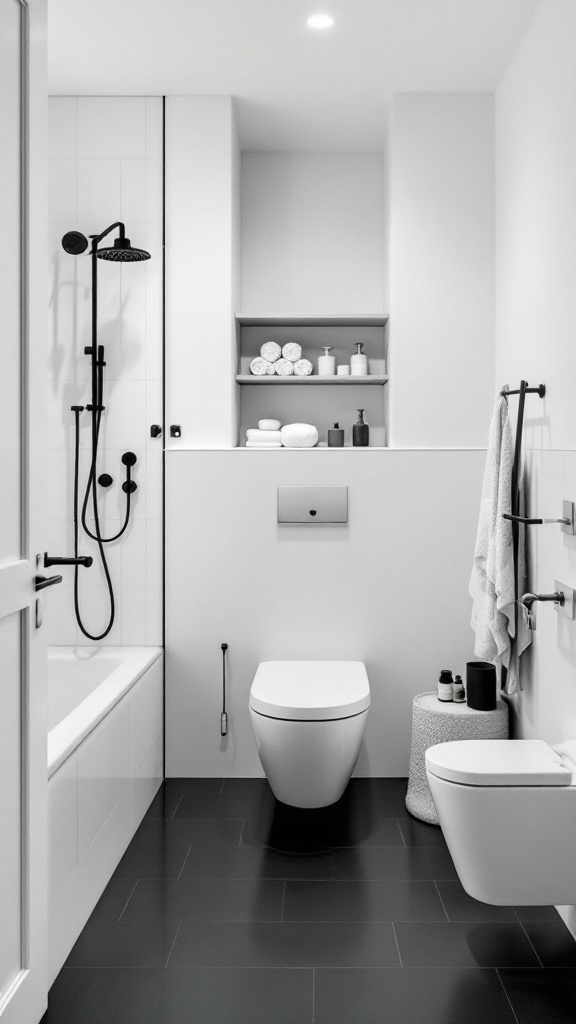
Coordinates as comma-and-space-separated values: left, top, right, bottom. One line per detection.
466, 661, 497, 711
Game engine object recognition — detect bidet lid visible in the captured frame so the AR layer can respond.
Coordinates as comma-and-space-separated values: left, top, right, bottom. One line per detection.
426, 739, 572, 786
250, 661, 370, 720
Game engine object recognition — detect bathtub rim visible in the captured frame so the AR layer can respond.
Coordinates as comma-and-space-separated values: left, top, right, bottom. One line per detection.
48, 645, 163, 777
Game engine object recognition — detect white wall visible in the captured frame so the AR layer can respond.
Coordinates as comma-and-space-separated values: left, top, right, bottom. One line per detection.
165, 96, 241, 449
47, 97, 163, 645
165, 448, 485, 777
241, 153, 385, 313
388, 93, 495, 448
495, 0, 576, 935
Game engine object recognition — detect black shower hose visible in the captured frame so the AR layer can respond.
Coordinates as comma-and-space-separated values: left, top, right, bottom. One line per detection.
72, 403, 129, 641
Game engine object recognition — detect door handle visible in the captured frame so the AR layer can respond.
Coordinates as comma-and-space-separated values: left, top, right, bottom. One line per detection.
34, 574, 63, 592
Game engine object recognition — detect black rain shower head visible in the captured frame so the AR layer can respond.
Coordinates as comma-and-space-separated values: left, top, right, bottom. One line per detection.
61, 225, 150, 262
96, 236, 151, 262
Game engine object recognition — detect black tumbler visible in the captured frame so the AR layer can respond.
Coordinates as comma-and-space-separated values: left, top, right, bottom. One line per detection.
466, 661, 497, 711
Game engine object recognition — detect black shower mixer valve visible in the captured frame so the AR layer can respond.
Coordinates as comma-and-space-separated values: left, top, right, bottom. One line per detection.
121, 451, 138, 493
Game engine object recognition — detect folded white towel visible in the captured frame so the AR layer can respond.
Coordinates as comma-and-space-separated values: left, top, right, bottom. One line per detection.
281, 423, 319, 448
282, 342, 302, 361
469, 394, 531, 694
293, 358, 313, 377
258, 418, 281, 431
274, 358, 294, 376
245, 440, 282, 448
246, 428, 282, 443
260, 341, 281, 362
250, 356, 275, 376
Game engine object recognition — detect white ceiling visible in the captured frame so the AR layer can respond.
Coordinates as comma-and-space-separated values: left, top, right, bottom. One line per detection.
48, 0, 539, 150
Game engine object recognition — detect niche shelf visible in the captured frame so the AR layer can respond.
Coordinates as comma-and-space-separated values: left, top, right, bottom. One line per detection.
235, 374, 389, 385
235, 312, 389, 447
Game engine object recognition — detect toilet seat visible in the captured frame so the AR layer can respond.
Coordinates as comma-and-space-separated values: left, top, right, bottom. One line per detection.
426, 738, 572, 787
250, 661, 370, 721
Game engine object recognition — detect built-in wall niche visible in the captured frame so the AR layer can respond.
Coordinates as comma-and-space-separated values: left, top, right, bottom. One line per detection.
236, 314, 389, 448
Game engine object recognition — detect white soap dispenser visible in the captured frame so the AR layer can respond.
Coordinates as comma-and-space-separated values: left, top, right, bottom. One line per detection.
318, 346, 335, 376
350, 342, 368, 376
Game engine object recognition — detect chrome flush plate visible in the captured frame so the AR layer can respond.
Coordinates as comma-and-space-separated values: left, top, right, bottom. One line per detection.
277, 485, 348, 524
554, 580, 575, 620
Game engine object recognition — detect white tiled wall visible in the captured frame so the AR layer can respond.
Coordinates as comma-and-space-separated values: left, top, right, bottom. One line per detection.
47, 97, 163, 645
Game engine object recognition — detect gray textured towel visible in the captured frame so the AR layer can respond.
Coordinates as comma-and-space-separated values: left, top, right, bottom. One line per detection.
469, 394, 531, 693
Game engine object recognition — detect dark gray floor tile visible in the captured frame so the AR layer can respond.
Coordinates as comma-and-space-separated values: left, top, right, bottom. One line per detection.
132, 816, 242, 847
284, 879, 446, 922
437, 880, 518, 922
328, 846, 432, 880
45, 969, 162, 1024
395, 921, 541, 968
158, 968, 313, 1024
141, 787, 182, 819
121, 877, 284, 922
175, 789, 276, 819
86, 878, 137, 924
164, 778, 224, 796
241, 813, 404, 853
113, 843, 190, 879
399, 816, 447, 847
181, 845, 337, 879
339, 778, 410, 818
168, 921, 400, 968
514, 905, 560, 922
65, 921, 180, 968
315, 968, 516, 1024
522, 920, 576, 967
220, 778, 270, 795
424, 846, 460, 879
499, 969, 576, 1024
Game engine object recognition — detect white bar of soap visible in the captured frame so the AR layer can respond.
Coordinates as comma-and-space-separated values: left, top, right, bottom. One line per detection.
258, 419, 281, 431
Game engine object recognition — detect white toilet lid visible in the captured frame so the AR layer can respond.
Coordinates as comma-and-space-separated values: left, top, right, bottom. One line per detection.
426, 739, 572, 786
250, 661, 370, 721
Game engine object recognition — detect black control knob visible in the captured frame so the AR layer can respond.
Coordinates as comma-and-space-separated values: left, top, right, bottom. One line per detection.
122, 480, 138, 494
121, 451, 137, 467
98, 473, 113, 487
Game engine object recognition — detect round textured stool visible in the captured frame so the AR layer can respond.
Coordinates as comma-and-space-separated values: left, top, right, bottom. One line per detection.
406, 691, 509, 824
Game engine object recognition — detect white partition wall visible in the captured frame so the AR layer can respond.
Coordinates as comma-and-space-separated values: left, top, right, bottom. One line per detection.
165, 449, 484, 777
165, 96, 241, 449
388, 93, 495, 448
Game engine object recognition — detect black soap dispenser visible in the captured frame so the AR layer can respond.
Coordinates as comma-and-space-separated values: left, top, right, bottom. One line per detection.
328, 422, 344, 447
353, 409, 369, 447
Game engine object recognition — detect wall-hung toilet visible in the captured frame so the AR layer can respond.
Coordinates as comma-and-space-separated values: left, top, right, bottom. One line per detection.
426, 739, 576, 906
249, 661, 370, 808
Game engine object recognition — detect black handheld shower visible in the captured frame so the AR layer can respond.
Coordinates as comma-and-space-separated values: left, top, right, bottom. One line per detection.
64, 222, 151, 640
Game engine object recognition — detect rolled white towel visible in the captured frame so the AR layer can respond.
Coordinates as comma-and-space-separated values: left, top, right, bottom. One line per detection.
274, 358, 294, 376
246, 440, 282, 448
250, 356, 275, 376
282, 342, 302, 361
260, 341, 281, 362
258, 418, 281, 431
281, 423, 319, 448
293, 358, 313, 377
246, 428, 282, 443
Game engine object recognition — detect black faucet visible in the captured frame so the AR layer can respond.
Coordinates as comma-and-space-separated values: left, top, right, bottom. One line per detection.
44, 553, 93, 568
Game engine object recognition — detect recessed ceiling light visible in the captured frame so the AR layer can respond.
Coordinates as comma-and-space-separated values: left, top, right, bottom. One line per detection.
307, 13, 334, 29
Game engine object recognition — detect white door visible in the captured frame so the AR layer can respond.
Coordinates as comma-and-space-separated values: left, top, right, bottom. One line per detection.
0, 1, 48, 1023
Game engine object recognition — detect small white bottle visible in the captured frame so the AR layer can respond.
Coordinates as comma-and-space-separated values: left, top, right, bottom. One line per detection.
350, 342, 368, 376
318, 346, 335, 376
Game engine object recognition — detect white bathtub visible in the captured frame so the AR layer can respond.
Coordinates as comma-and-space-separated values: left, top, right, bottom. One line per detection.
48, 645, 163, 984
